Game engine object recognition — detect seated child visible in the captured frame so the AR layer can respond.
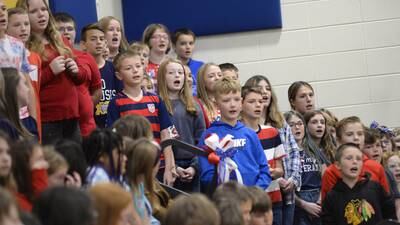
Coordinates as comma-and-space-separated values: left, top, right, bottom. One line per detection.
248, 186, 273, 225
322, 143, 396, 225
198, 78, 271, 193
213, 181, 254, 225
219, 62, 239, 81
164, 194, 220, 225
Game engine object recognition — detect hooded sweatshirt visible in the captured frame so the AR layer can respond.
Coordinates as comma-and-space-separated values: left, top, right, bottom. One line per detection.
322, 175, 395, 225
198, 120, 271, 189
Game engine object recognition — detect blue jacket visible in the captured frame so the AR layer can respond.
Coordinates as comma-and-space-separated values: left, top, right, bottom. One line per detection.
198, 120, 271, 189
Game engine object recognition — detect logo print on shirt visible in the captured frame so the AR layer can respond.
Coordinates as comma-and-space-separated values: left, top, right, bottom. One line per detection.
344, 199, 375, 225
147, 103, 155, 113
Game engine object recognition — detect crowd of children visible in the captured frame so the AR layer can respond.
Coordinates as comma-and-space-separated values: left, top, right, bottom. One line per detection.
1, 0, 400, 225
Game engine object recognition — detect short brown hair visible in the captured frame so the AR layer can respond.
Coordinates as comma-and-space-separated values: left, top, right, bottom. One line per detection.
80, 23, 104, 42
172, 28, 196, 45
214, 77, 241, 99
336, 116, 364, 142
248, 186, 272, 213
241, 86, 262, 100
7, 7, 27, 18
335, 143, 362, 162
164, 194, 220, 225
364, 128, 381, 145
113, 51, 141, 71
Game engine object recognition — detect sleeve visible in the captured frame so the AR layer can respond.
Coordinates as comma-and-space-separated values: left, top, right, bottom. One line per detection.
378, 164, 391, 195
40, 63, 56, 87
106, 97, 120, 127
87, 54, 102, 94
31, 169, 48, 197
281, 124, 302, 189
321, 194, 337, 225
253, 133, 272, 189
157, 97, 173, 131
379, 182, 396, 220
21, 46, 32, 74
193, 103, 206, 145
198, 130, 215, 186
70, 52, 90, 85
321, 164, 340, 201
0, 119, 20, 140
190, 156, 199, 173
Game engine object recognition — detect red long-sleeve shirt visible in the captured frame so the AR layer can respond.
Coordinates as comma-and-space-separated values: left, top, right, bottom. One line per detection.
321, 154, 390, 201
40, 40, 88, 122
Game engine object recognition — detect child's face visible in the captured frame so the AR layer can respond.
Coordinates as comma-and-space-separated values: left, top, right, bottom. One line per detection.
116, 56, 144, 87
48, 165, 68, 187
174, 34, 194, 60
222, 69, 239, 81
0, 138, 11, 177
381, 135, 393, 153
81, 29, 105, 57
338, 146, 363, 180
256, 80, 271, 109
141, 78, 154, 93
241, 200, 252, 225
338, 122, 365, 149
291, 85, 315, 114
139, 48, 149, 68
216, 91, 242, 125
288, 115, 305, 143
387, 155, 400, 183
363, 140, 383, 163
0, 1, 7, 35
57, 21, 76, 46
250, 210, 273, 225
17, 74, 30, 107
165, 62, 185, 93
106, 19, 122, 50
30, 146, 49, 170
394, 135, 400, 151
7, 13, 30, 43
149, 28, 169, 54
184, 66, 193, 89
242, 92, 263, 120
307, 113, 325, 141
204, 65, 222, 92
102, 42, 110, 60
27, 0, 49, 34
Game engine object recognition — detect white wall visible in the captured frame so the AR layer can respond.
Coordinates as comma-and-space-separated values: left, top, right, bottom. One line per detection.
97, 0, 400, 128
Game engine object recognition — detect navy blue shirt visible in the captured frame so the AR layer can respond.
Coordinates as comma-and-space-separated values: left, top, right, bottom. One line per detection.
94, 61, 123, 128
0, 117, 19, 140
299, 149, 322, 190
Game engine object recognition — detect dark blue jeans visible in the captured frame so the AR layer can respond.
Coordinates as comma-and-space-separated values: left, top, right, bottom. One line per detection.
273, 203, 283, 225
282, 191, 295, 225
294, 189, 321, 225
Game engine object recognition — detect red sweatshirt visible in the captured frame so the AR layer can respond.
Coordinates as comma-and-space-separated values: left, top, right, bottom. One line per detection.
321, 154, 390, 201
39, 40, 88, 122
15, 169, 48, 211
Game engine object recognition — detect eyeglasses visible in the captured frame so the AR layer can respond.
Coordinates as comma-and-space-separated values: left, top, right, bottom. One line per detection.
151, 34, 168, 40
289, 121, 304, 128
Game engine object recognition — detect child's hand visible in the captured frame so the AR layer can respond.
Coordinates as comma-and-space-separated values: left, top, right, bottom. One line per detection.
279, 178, 295, 193
65, 58, 79, 76
163, 167, 177, 186
302, 201, 321, 218
180, 167, 195, 182
65, 172, 82, 188
49, 56, 66, 75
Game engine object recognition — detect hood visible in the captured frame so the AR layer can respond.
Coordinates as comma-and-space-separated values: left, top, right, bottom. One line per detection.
210, 120, 245, 131
333, 173, 371, 192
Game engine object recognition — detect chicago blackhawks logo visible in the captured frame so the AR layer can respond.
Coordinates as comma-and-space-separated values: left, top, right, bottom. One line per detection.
344, 199, 375, 225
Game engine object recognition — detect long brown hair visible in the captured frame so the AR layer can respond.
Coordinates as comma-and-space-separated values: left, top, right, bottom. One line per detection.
157, 58, 196, 115
304, 110, 336, 163
244, 75, 285, 129
125, 138, 160, 204
16, 0, 73, 60
0, 68, 32, 138
197, 63, 219, 120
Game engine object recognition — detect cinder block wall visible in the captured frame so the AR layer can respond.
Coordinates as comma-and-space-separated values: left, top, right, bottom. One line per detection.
97, 0, 400, 127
